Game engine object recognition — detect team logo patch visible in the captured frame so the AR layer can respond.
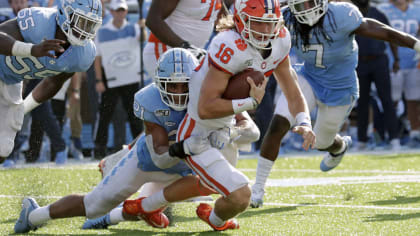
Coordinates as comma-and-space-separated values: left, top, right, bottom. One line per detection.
155, 109, 170, 117
165, 121, 176, 127
261, 61, 267, 69
235, 39, 247, 51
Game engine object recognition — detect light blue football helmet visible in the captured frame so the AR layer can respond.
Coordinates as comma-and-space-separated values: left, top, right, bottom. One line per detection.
56, 0, 102, 46
155, 48, 198, 111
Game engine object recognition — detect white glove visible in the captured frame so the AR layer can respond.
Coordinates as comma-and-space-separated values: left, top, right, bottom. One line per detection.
209, 127, 237, 150
181, 41, 207, 61
414, 41, 420, 60
145, 135, 180, 169
183, 135, 211, 156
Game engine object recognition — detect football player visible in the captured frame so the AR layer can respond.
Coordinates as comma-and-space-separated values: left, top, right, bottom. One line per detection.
250, 0, 420, 208
0, 0, 102, 161
14, 48, 199, 233
142, 0, 233, 78
121, 0, 315, 231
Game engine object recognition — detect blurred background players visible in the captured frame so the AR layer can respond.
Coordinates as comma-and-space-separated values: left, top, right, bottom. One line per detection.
378, 0, 420, 147
352, 0, 401, 150
93, 0, 145, 159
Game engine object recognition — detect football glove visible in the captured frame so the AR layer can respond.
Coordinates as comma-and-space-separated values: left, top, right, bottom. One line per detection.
181, 41, 206, 61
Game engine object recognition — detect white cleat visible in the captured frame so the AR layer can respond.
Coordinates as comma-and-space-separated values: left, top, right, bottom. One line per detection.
250, 184, 265, 208
320, 136, 352, 172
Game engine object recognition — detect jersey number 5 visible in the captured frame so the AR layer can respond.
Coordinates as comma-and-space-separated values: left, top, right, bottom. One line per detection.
17, 8, 34, 30
215, 43, 234, 64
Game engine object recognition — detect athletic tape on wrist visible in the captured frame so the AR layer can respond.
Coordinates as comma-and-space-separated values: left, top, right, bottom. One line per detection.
295, 112, 311, 128
414, 41, 420, 53
23, 93, 41, 114
11, 41, 34, 57
232, 97, 258, 114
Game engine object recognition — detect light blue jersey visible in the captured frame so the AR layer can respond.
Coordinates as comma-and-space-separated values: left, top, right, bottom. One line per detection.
378, 3, 420, 69
284, 2, 363, 106
0, 7, 96, 85
133, 84, 191, 176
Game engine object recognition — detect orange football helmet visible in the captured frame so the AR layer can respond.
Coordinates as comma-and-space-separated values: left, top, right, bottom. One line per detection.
233, 0, 283, 49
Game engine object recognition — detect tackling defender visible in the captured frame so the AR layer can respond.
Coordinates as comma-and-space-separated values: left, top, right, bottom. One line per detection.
14, 48, 200, 233
0, 0, 102, 160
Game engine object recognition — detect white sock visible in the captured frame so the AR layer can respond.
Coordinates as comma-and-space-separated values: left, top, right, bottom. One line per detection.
209, 209, 225, 227
141, 190, 168, 212
254, 156, 274, 190
410, 130, 420, 139
28, 206, 51, 226
109, 207, 124, 224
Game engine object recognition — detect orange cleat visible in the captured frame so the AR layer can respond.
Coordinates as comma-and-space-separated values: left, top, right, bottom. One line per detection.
196, 203, 239, 231
123, 197, 169, 228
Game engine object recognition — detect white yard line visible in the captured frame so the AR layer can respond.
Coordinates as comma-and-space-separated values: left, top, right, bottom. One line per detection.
262, 202, 420, 211
264, 175, 420, 187
239, 168, 420, 174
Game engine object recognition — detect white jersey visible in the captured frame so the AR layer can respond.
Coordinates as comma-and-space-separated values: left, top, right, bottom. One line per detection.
148, 0, 221, 48
188, 28, 291, 129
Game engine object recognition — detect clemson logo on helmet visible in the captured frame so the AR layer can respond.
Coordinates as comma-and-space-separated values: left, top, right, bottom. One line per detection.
235, 39, 247, 51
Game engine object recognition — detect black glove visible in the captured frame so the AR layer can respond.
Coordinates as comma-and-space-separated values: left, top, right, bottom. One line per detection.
169, 140, 187, 159
180, 41, 206, 61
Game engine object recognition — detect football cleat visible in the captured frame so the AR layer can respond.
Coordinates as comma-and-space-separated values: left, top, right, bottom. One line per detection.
196, 203, 239, 231
14, 197, 39, 233
320, 136, 352, 172
82, 214, 113, 229
250, 184, 265, 208
123, 197, 169, 228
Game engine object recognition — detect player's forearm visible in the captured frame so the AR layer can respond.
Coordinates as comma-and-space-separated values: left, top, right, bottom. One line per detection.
32, 74, 73, 103
197, 98, 236, 119
361, 18, 418, 49
146, 20, 184, 47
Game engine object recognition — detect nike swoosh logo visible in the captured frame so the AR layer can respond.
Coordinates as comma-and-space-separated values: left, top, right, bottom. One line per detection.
238, 103, 244, 107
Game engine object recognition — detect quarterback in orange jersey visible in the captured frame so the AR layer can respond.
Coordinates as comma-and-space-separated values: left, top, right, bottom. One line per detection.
122, 0, 315, 232
143, 0, 233, 80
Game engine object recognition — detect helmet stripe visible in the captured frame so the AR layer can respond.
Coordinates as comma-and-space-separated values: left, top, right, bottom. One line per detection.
173, 48, 182, 74
265, 0, 273, 14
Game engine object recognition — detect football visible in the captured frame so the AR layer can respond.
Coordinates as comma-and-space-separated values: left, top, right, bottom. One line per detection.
222, 69, 265, 99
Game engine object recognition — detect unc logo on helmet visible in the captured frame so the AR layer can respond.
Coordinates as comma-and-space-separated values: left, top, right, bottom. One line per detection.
56, 0, 102, 46
234, 0, 283, 49
154, 48, 197, 111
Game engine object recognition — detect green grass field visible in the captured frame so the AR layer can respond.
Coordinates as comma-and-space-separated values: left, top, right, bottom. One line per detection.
1, 152, 420, 235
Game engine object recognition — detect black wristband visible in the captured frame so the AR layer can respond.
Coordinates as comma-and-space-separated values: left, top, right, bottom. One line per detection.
168, 140, 187, 159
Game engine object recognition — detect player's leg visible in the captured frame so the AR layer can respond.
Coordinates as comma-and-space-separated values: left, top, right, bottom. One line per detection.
93, 87, 118, 160
14, 147, 148, 233
251, 76, 316, 207
317, 100, 355, 171
0, 81, 24, 162
403, 69, 420, 146
124, 148, 248, 231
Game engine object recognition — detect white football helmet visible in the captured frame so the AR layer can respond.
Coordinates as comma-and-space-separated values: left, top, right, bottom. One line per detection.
288, 0, 328, 26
